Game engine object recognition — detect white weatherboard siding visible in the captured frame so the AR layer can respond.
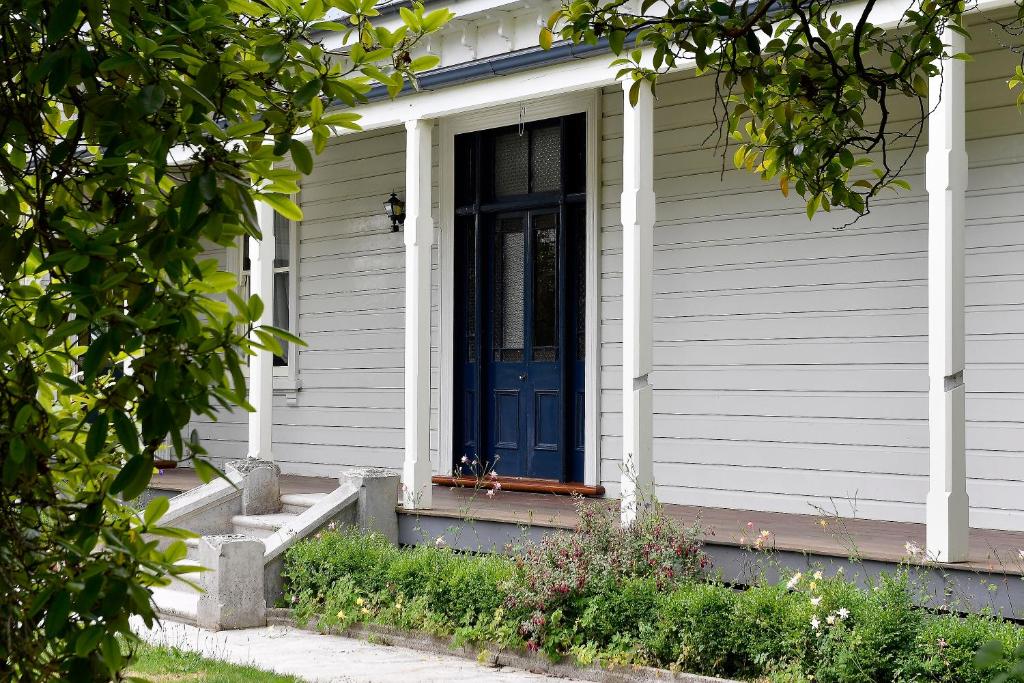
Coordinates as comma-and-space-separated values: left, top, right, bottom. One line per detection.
600, 26, 1024, 531
188, 126, 443, 477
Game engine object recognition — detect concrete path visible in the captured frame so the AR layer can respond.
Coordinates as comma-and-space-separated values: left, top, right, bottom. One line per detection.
134, 618, 556, 682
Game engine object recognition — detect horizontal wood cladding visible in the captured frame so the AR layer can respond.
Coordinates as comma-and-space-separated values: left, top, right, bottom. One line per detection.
599, 27, 1024, 531
187, 126, 441, 475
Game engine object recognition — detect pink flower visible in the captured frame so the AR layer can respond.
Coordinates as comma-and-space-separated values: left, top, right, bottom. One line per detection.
486, 489, 496, 498
494, 481, 502, 491
746, 521, 755, 530
488, 471, 498, 480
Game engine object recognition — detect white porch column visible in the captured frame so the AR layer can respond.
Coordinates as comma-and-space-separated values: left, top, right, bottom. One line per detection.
247, 201, 276, 460
925, 27, 969, 562
620, 79, 656, 525
403, 118, 434, 509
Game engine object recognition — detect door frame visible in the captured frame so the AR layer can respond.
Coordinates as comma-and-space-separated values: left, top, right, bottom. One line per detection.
439, 91, 602, 486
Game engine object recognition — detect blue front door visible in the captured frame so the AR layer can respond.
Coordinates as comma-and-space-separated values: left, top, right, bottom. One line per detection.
454, 114, 587, 482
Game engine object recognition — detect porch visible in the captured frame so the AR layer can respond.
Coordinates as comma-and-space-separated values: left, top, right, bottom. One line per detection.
153, 468, 1024, 614
200, 5, 1024, 578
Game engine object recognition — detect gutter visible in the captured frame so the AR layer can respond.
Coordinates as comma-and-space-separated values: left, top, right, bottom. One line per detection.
349, 38, 612, 105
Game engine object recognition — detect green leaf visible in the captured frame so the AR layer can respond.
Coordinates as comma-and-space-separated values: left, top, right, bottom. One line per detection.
409, 55, 440, 72
138, 84, 166, 115
258, 193, 303, 221
539, 28, 553, 51
14, 404, 35, 432
47, 0, 80, 40
294, 77, 323, 105
143, 496, 170, 527
609, 29, 626, 55
225, 120, 266, 138
74, 627, 105, 658
628, 79, 642, 108
193, 457, 227, 484
806, 194, 820, 220
44, 591, 71, 638
100, 635, 123, 673
110, 453, 153, 499
289, 140, 313, 175
111, 410, 140, 456
85, 413, 108, 460
261, 324, 306, 347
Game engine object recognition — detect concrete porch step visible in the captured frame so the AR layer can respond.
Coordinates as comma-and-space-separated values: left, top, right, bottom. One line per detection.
231, 512, 299, 539
281, 492, 327, 514
151, 585, 198, 625
162, 558, 205, 595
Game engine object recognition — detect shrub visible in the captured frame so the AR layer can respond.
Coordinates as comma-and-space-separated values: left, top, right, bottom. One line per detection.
909, 612, 1024, 683
733, 582, 814, 675
504, 498, 707, 655
807, 573, 921, 683
643, 582, 741, 675
282, 509, 1024, 683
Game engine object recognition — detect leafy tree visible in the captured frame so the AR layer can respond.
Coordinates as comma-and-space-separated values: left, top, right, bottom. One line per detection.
0, 0, 449, 678
544, 0, 1019, 218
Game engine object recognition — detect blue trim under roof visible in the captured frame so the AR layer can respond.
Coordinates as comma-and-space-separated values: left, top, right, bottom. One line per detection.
354, 38, 611, 104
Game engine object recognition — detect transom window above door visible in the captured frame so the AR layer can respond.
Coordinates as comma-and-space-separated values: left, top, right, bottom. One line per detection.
454, 114, 586, 210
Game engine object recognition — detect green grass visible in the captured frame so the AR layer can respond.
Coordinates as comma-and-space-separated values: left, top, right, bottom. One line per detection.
126, 641, 304, 683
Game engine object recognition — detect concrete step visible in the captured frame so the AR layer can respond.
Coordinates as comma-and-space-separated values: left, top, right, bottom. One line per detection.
280, 492, 328, 514
163, 558, 205, 595
151, 585, 198, 625
231, 512, 299, 539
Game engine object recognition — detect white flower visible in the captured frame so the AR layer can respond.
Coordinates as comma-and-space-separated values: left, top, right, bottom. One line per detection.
460, 455, 469, 464
810, 597, 822, 606
837, 607, 850, 620
786, 572, 802, 590
1018, 549, 1024, 561
826, 614, 836, 625
434, 536, 446, 548
813, 570, 823, 581
810, 617, 820, 631
904, 541, 922, 557
486, 488, 496, 498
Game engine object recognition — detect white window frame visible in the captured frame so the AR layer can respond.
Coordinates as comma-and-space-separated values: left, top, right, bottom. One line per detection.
233, 205, 301, 401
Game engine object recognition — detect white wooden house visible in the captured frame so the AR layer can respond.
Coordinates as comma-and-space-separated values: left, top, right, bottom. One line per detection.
189, 0, 1024, 564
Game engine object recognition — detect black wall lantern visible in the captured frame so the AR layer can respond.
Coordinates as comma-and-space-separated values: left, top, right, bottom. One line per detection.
383, 192, 405, 232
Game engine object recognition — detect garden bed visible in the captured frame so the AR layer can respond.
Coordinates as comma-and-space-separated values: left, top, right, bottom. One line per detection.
283, 501, 1024, 682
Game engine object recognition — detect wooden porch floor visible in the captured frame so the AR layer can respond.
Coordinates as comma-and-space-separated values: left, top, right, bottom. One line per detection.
152, 468, 1024, 575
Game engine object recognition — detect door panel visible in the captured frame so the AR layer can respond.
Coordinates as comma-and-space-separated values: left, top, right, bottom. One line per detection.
525, 211, 562, 480
488, 215, 529, 473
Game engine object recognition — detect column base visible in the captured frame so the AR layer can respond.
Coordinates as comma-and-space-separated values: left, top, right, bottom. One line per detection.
926, 489, 970, 563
